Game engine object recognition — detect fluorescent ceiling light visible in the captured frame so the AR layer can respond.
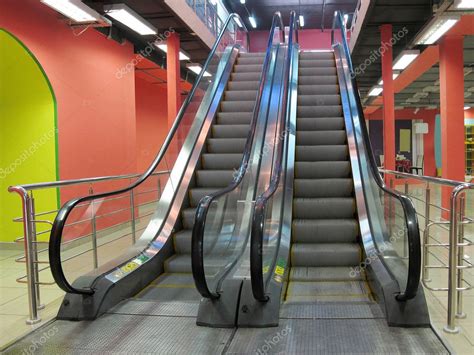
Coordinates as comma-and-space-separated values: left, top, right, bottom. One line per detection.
299, 15, 305, 27
240, 0, 246, 4
249, 16, 257, 29
104, 3, 156, 35
393, 50, 420, 70
368, 86, 383, 96
465, 106, 471, 110
455, 0, 474, 9
378, 72, 400, 85
155, 44, 190, 61
343, 14, 349, 26
40, 0, 102, 23
187, 64, 211, 77
415, 16, 459, 45
233, 16, 243, 28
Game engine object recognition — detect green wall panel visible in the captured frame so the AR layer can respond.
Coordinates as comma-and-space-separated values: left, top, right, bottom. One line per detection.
0, 29, 58, 243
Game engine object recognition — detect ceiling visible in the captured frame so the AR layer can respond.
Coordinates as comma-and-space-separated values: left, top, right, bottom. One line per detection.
351, 0, 434, 99
223, 0, 359, 30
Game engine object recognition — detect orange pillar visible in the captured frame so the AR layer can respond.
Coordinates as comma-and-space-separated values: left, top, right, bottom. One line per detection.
167, 32, 181, 129
380, 24, 396, 176
439, 35, 465, 214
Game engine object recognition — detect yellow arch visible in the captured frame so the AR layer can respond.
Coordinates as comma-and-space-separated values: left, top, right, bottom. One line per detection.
0, 29, 59, 243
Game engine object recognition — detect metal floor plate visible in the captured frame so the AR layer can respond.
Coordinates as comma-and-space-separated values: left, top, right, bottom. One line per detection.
109, 299, 200, 317
280, 301, 385, 319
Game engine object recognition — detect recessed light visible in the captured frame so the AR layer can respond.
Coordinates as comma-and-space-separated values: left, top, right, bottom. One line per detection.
104, 3, 157, 35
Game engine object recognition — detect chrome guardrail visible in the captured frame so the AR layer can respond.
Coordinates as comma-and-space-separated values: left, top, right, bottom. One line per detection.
8, 171, 169, 324
380, 169, 473, 333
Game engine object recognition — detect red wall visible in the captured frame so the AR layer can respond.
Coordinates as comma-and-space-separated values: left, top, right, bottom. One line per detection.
0, 0, 137, 200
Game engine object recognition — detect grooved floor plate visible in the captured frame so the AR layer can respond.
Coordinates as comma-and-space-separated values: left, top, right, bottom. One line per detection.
109, 300, 200, 317
227, 319, 448, 354
280, 302, 385, 319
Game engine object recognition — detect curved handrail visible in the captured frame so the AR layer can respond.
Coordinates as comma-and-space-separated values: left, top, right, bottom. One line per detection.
49, 13, 249, 295
191, 12, 286, 299
332, 10, 421, 301
250, 11, 298, 302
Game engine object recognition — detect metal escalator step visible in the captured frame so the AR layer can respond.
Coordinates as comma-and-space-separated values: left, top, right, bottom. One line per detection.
137, 273, 200, 302
298, 105, 342, 118
292, 219, 359, 243
291, 243, 361, 267
206, 138, 246, 153
233, 64, 264, 73
165, 254, 227, 274
285, 281, 371, 303
298, 84, 339, 95
294, 178, 354, 198
299, 75, 338, 85
239, 52, 265, 57
296, 145, 348, 161
298, 67, 337, 75
231, 72, 262, 81
173, 230, 192, 253
289, 266, 364, 282
296, 117, 345, 131
201, 153, 242, 169
216, 112, 253, 125
237, 56, 265, 65
224, 90, 258, 101
220, 100, 255, 112
212, 125, 250, 138
299, 59, 335, 68
195, 170, 234, 187
181, 208, 196, 229
295, 161, 351, 178
293, 198, 356, 219
189, 188, 217, 207
298, 94, 341, 106
299, 51, 334, 60
227, 81, 260, 91
296, 131, 346, 145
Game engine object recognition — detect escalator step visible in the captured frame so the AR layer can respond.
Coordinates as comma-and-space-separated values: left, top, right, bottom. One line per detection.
291, 243, 361, 267
298, 105, 343, 118
220, 100, 255, 112
298, 66, 337, 75
189, 188, 218, 207
195, 170, 234, 187
237, 56, 265, 65
292, 219, 359, 243
181, 208, 197, 229
293, 197, 356, 219
294, 178, 354, 198
173, 230, 192, 254
295, 161, 351, 178
299, 75, 338, 85
231, 72, 263, 82
212, 125, 250, 138
298, 84, 339, 95
289, 266, 364, 281
239, 52, 265, 57
298, 94, 341, 106
296, 145, 348, 161
201, 153, 242, 169
296, 117, 345, 131
233, 64, 264, 73
285, 281, 371, 303
224, 90, 258, 101
227, 81, 260, 91
217, 112, 253, 125
296, 131, 346, 145
206, 138, 246, 153
300, 52, 334, 60
299, 59, 335, 68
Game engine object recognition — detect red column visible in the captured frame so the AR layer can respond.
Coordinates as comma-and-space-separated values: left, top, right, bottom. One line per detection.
439, 35, 465, 214
380, 24, 396, 176
167, 32, 181, 129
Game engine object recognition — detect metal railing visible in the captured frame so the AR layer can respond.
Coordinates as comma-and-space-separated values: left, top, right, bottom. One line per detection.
186, 0, 226, 36
380, 169, 473, 333
8, 170, 169, 324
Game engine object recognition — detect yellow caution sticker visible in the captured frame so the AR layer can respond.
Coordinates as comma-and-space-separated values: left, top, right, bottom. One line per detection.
275, 265, 285, 276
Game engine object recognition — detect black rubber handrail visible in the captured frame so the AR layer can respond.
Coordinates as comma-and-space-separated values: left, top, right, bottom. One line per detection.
191, 12, 286, 299
332, 10, 421, 301
250, 11, 299, 302
49, 13, 249, 295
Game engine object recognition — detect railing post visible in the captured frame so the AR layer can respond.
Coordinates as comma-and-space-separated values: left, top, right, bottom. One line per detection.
130, 189, 136, 243
388, 178, 394, 237
423, 184, 431, 282
89, 185, 98, 269
456, 194, 466, 319
444, 186, 462, 333
403, 181, 409, 257
29, 193, 44, 311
